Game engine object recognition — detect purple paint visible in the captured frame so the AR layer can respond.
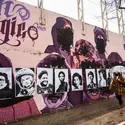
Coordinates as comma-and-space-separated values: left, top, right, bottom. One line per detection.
37, 25, 46, 31
12, 4, 30, 21
0, 0, 30, 21
0, 17, 38, 46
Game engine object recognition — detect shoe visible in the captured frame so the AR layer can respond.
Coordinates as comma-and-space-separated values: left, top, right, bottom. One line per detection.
117, 105, 123, 109
118, 106, 122, 109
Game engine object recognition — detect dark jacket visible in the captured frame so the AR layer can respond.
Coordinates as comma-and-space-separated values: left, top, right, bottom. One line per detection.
56, 82, 68, 93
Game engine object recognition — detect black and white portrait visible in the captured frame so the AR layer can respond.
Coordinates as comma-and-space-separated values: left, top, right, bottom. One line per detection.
85, 69, 97, 89
0, 68, 12, 100
55, 69, 68, 93
37, 68, 53, 94
120, 67, 125, 79
15, 68, 35, 97
97, 69, 107, 88
110, 65, 125, 79
71, 69, 83, 91
106, 69, 112, 86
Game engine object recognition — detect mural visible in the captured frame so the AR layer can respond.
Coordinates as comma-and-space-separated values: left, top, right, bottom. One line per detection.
44, 17, 73, 66
0, 0, 125, 123
37, 53, 72, 112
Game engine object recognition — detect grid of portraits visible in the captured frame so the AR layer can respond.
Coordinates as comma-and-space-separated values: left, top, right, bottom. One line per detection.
85, 68, 125, 89
71, 69, 83, 91
1, 66, 125, 99
0, 68, 12, 100
15, 68, 35, 97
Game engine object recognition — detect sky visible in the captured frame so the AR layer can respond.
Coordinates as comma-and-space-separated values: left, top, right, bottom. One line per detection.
18, 0, 119, 33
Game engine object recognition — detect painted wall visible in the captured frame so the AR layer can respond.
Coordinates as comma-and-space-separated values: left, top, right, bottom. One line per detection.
0, 0, 125, 122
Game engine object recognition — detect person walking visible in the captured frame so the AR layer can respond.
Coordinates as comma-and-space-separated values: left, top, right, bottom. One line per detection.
109, 72, 125, 109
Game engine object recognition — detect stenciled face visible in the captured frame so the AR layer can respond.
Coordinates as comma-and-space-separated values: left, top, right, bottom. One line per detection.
0, 75, 7, 90
74, 76, 80, 85
40, 73, 48, 87
96, 35, 106, 54
88, 75, 94, 82
59, 73, 65, 82
99, 72, 103, 79
21, 75, 33, 89
94, 27, 107, 54
75, 40, 95, 57
57, 27, 73, 52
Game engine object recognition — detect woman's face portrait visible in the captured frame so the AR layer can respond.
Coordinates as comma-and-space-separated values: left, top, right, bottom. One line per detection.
88, 74, 94, 82
0, 75, 7, 90
99, 72, 103, 79
39, 73, 48, 87
58, 73, 65, 82
73, 76, 81, 86
21, 75, 33, 89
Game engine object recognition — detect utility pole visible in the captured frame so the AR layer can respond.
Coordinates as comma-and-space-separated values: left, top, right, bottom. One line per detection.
77, 0, 85, 35
38, 0, 45, 25
100, 0, 125, 43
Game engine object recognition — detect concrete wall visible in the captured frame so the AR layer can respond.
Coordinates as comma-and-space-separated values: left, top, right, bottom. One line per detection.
0, 0, 125, 122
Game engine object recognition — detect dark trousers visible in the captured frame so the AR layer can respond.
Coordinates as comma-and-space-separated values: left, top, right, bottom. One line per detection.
116, 95, 123, 105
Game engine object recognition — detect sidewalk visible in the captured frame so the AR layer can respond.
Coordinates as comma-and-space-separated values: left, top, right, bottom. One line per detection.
6, 96, 125, 125
73, 106, 125, 125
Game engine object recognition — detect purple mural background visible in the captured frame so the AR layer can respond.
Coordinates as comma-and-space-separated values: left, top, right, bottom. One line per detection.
0, 0, 125, 123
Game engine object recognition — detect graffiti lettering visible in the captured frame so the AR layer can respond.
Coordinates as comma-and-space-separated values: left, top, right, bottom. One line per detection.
37, 25, 46, 31
0, 17, 38, 46
28, 26, 38, 41
0, 0, 30, 21
16, 22, 26, 38
33, 23, 46, 32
